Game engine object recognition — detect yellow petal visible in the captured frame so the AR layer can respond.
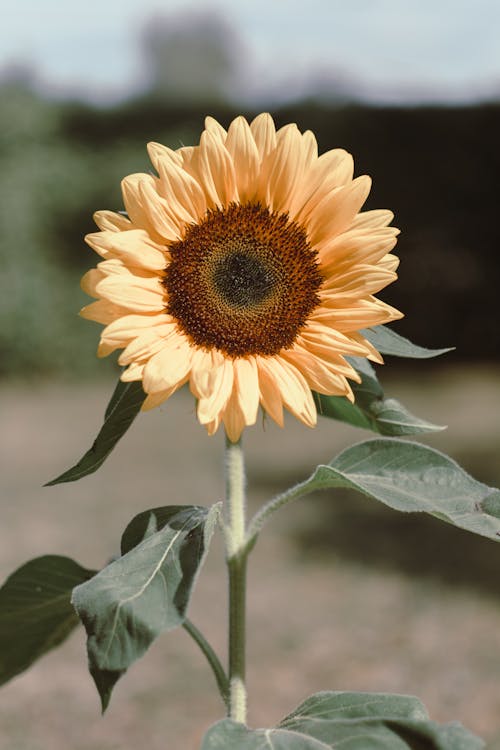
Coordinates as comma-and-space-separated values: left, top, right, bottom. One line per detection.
225, 116, 260, 203
204, 116, 227, 141
96, 269, 165, 313
233, 357, 259, 425
142, 338, 194, 393
260, 357, 316, 428
85, 229, 167, 271
80, 299, 129, 324
197, 130, 237, 208
93, 210, 131, 232
118, 326, 176, 366
256, 358, 284, 427
155, 157, 207, 224
142, 385, 180, 411
351, 209, 394, 229
196, 359, 234, 425
250, 112, 276, 161
147, 141, 182, 171
308, 176, 372, 246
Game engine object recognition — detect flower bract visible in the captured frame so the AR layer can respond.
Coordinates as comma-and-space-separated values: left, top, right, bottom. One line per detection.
82, 113, 402, 441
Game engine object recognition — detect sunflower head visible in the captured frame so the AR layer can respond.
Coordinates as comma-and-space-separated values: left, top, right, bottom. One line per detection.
81, 113, 402, 441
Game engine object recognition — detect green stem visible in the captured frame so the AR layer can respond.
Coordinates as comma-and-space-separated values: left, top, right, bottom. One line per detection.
182, 619, 229, 709
224, 434, 248, 724
245, 476, 314, 550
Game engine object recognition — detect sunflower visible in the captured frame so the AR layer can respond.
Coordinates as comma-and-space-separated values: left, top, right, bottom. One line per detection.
81, 113, 402, 442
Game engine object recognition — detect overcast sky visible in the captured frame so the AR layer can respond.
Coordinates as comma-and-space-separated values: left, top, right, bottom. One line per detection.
2, 0, 500, 104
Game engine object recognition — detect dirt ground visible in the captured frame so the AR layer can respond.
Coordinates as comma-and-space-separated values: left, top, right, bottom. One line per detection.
1, 365, 500, 749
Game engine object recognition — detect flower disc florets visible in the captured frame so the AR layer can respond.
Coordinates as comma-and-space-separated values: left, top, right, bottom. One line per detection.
81, 113, 403, 440
165, 203, 323, 358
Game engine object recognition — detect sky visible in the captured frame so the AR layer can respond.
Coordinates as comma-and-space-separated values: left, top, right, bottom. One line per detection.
2, 0, 500, 105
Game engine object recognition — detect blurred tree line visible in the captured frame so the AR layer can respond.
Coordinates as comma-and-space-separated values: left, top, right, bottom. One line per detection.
1, 79, 498, 378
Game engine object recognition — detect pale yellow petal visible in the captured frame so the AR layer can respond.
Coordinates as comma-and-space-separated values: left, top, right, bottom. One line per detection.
120, 362, 146, 382
319, 265, 398, 298
204, 116, 227, 141
349, 331, 384, 364
233, 357, 259, 426
85, 229, 167, 271
311, 297, 403, 331
256, 358, 284, 427
308, 176, 372, 246
121, 173, 160, 235
222, 387, 247, 443
93, 210, 131, 232
249, 112, 276, 161
196, 130, 237, 208
196, 359, 234, 425
80, 268, 105, 297
142, 385, 180, 411
351, 209, 394, 229
100, 314, 173, 353
259, 357, 316, 428
80, 299, 129, 324
225, 116, 260, 202
155, 156, 207, 223
138, 180, 184, 241
292, 149, 354, 223
319, 227, 399, 270
259, 124, 307, 213
117, 326, 177, 366
281, 348, 352, 397
300, 321, 372, 356
96, 268, 165, 312
378, 253, 400, 272
142, 338, 194, 393
147, 141, 182, 171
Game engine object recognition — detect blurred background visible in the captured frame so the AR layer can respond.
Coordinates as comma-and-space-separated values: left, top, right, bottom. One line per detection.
1, 1, 500, 748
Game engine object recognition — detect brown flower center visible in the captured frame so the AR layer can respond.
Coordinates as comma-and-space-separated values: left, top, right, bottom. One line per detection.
163, 202, 323, 358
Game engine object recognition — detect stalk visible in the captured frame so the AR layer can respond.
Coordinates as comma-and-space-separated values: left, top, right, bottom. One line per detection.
224, 434, 248, 724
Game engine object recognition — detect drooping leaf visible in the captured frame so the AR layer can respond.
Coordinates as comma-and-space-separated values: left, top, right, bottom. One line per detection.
46, 379, 145, 485
314, 357, 443, 436
301, 438, 500, 543
72, 503, 220, 710
0, 555, 96, 686
362, 325, 454, 359
201, 691, 483, 749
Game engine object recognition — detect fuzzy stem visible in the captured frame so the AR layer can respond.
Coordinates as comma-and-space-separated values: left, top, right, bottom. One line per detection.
245, 476, 314, 550
224, 434, 248, 724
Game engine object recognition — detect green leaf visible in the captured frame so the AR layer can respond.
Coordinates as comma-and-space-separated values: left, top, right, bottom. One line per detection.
0, 555, 96, 686
201, 692, 484, 749
362, 325, 453, 359
304, 438, 500, 543
46, 378, 145, 485
314, 358, 444, 436
201, 721, 329, 749
72, 504, 220, 711
280, 691, 484, 749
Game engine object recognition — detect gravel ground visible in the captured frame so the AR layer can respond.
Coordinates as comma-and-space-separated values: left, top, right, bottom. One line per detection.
1, 366, 500, 749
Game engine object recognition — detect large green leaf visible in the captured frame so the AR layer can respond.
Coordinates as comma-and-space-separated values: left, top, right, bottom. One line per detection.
46, 378, 145, 485
361, 325, 453, 359
302, 438, 500, 542
280, 691, 484, 749
72, 504, 220, 710
314, 358, 443, 436
201, 692, 483, 749
201, 721, 329, 749
0, 555, 96, 685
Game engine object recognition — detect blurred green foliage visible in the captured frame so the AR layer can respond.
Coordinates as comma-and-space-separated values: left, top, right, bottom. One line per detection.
1, 82, 497, 377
